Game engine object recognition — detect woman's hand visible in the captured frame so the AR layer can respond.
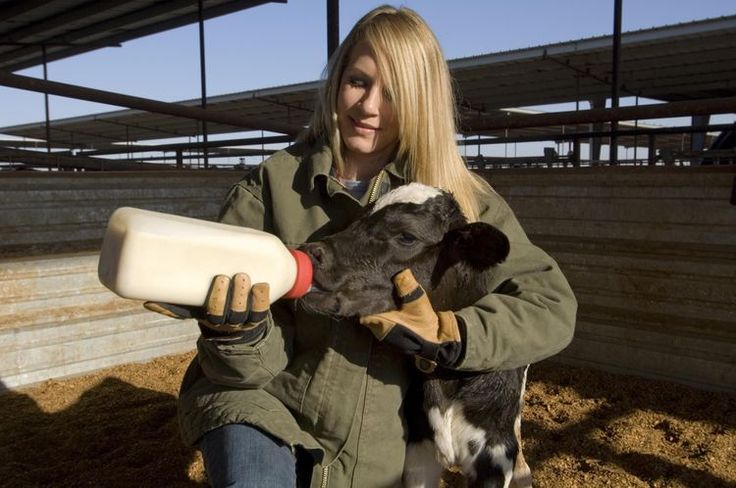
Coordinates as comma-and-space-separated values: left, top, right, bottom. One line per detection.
359, 269, 463, 372
144, 273, 270, 335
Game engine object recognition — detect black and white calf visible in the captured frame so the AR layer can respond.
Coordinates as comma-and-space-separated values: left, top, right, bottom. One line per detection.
300, 183, 532, 488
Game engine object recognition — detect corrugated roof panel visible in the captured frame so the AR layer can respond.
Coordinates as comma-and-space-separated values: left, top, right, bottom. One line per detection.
1, 12, 733, 154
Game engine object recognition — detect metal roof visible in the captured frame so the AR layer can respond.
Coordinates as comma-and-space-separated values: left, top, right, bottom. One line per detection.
1, 12, 735, 152
0, 80, 318, 149
451, 15, 736, 111
0, 0, 285, 72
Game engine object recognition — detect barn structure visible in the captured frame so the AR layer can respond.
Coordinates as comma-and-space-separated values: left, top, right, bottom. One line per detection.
0, 1, 734, 392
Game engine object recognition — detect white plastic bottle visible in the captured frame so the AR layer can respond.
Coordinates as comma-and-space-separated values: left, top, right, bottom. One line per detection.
98, 207, 313, 306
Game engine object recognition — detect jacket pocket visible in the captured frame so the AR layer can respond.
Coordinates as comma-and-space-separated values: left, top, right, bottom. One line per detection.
197, 323, 289, 388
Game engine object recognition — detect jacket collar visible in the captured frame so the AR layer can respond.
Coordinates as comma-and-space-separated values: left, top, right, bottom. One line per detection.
305, 139, 406, 201
305, 140, 334, 194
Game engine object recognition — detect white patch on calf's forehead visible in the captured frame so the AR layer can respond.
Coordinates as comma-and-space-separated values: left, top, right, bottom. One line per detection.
371, 183, 442, 214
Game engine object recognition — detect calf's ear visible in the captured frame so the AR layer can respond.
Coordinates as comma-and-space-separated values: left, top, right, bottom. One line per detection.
443, 222, 510, 270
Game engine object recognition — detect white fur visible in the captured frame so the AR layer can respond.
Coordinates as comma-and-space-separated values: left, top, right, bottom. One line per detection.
424, 403, 519, 487
514, 366, 529, 437
453, 413, 488, 479
427, 404, 488, 474
488, 443, 515, 487
427, 406, 456, 466
520, 365, 529, 401
371, 182, 442, 214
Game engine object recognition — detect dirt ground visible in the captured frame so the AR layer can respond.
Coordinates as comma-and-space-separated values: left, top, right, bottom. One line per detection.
1, 352, 734, 488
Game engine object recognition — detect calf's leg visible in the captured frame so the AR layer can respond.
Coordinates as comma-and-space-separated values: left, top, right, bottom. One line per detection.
468, 442, 515, 488
403, 440, 444, 488
509, 413, 532, 488
510, 366, 532, 488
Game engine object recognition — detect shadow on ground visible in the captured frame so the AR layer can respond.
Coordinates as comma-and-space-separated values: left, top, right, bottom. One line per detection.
522, 361, 736, 488
0, 376, 205, 488
2, 355, 734, 488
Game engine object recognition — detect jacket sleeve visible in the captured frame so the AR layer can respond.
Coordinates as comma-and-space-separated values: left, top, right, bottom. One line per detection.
195, 170, 293, 388
454, 191, 577, 371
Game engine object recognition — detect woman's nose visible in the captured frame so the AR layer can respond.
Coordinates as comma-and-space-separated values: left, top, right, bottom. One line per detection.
360, 85, 382, 115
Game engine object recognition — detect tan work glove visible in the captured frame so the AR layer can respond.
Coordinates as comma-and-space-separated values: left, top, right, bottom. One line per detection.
144, 273, 270, 340
359, 269, 464, 372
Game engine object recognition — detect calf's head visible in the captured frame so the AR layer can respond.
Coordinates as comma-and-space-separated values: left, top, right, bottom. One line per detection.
300, 183, 509, 317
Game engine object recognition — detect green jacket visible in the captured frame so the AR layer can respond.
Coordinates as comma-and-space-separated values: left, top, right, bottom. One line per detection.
178, 140, 577, 487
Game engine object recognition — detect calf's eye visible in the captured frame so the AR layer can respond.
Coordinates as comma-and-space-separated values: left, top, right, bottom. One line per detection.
397, 232, 418, 245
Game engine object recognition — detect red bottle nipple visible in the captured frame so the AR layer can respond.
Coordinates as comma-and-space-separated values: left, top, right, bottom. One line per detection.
283, 249, 314, 299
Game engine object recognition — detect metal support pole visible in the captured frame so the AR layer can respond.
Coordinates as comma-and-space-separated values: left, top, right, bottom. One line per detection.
610, 0, 622, 165
198, 0, 209, 169
327, 0, 339, 60
690, 115, 710, 150
590, 98, 605, 164
41, 44, 51, 155
647, 134, 656, 165
690, 114, 710, 166
633, 93, 639, 163
573, 139, 581, 167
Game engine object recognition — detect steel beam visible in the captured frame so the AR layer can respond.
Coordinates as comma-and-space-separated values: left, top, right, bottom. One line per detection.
0, 70, 303, 136
0, 139, 77, 149
458, 123, 735, 146
76, 135, 293, 156
133, 148, 275, 161
466, 96, 736, 133
0, 147, 165, 171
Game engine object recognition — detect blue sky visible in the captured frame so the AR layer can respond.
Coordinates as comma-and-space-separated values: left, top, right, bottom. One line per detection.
1, 0, 735, 134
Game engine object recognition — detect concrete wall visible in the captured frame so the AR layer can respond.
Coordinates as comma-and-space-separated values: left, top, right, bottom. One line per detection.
1, 167, 734, 391
0, 171, 241, 389
478, 166, 736, 392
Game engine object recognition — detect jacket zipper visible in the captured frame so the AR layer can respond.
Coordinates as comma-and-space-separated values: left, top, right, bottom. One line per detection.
367, 170, 385, 204
316, 345, 372, 488
320, 465, 330, 488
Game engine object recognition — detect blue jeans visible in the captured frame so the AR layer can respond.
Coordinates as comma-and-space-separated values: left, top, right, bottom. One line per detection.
199, 423, 299, 488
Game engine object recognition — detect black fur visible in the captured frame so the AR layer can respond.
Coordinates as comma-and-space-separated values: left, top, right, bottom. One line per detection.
300, 186, 528, 488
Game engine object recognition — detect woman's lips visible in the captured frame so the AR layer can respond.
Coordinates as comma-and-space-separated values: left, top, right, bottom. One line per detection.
351, 118, 378, 133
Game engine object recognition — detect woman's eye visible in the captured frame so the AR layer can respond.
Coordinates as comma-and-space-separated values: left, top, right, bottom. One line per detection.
397, 232, 417, 245
348, 77, 367, 88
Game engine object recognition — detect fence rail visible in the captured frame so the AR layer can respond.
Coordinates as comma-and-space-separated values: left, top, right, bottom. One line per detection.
1, 167, 734, 391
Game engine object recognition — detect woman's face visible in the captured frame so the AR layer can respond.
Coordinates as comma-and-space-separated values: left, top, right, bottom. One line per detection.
337, 42, 399, 168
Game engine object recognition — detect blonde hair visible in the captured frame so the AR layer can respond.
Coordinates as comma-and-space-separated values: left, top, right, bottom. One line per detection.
303, 5, 489, 221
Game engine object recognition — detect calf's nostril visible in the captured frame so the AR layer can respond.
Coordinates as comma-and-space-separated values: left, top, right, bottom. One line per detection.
303, 243, 326, 266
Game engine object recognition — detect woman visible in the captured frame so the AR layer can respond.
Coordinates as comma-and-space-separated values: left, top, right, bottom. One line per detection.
148, 5, 576, 487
